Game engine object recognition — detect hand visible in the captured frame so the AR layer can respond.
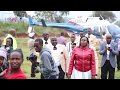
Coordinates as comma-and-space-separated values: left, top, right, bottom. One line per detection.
34, 66, 40, 73
91, 76, 96, 79
0, 69, 7, 76
67, 74, 71, 79
105, 46, 107, 51
107, 47, 112, 52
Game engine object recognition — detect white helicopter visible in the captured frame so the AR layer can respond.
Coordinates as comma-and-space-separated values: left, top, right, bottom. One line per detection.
67, 16, 120, 38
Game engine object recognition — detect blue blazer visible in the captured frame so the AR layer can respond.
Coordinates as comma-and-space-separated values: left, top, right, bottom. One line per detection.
99, 41, 119, 68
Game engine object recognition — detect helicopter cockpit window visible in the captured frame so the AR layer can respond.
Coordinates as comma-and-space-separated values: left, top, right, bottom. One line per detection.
93, 26, 101, 38
107, 25, 120, 36
100, 26, 107, 33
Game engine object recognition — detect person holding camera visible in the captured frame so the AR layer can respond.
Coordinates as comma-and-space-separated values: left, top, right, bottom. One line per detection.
99, 34, 119, 79
0, 49, 26, 79
34, 38, 59, 79
27, 32, 37, 77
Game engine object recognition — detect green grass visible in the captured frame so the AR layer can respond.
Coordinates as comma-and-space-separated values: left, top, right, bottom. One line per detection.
0, 22, 29, 33
0, 22, 65, 36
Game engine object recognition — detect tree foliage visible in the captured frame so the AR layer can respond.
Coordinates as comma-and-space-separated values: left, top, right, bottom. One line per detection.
33, 11, 69, 22
13, 11, 27, 18
92, 11, 116, 21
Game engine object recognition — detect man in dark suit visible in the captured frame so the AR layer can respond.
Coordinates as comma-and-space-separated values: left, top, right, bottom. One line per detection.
99, 34, 119, 79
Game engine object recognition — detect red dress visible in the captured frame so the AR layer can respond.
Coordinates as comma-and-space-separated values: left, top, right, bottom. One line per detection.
3, 68, 27, 79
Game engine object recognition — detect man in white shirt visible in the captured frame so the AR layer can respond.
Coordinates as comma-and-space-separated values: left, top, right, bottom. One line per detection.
76, 31, 84, 46
48, 37, 69, 79
42, 32, 51, 48
85, 28, 98, 47
66, 33, 78, 58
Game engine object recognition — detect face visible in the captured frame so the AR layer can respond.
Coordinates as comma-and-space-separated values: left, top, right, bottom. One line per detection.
10, 30, 16, 36
106, 36, 112, 44
71, 35, 75, 43
51, 38, 57, 46
6, 38, 11, 47
43, 34, 49, 41
88, 30, 91, 35
10, 52, 23, 69
34, 41, 42, 52
80, 37, 88, 47
103, 32, 106, 35
79, 32, 84, 37
0, 56, 4, 65
72, 44, 76, 49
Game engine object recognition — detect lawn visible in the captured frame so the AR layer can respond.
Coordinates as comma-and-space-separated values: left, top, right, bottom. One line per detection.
1, 37, 120, 79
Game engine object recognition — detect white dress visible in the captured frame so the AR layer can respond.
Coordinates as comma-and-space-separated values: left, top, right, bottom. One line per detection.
71, 68, 91, 79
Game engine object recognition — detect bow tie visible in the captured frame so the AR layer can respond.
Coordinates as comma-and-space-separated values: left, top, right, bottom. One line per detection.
53, 47, 57, 50
45, 42, 48, 44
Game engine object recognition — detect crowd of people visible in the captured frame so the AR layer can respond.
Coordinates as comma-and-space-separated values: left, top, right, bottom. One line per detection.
0, 28, 119, 79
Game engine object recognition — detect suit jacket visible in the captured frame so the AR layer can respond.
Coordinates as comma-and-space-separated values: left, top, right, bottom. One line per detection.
48, 44, 70, 73
99, 41, 119, 68
59, 44, 70, 73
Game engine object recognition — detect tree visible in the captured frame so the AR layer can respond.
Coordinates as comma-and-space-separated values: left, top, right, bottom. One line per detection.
13, 11, 27, 18
92, 11, 116, 22
34, 11, 69, 22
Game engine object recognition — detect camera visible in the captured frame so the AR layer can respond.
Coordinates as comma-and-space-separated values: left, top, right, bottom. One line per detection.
26, 53, 39, 77
26, 53, 37, 62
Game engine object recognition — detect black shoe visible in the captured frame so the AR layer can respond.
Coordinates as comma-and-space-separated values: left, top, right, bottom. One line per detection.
31, 74, 36, 77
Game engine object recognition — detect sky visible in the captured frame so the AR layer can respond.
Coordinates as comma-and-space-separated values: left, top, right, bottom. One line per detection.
0, 11, 120, 19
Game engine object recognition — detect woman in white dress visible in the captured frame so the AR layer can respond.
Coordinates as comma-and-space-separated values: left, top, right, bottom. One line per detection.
67, 36, 96, 79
